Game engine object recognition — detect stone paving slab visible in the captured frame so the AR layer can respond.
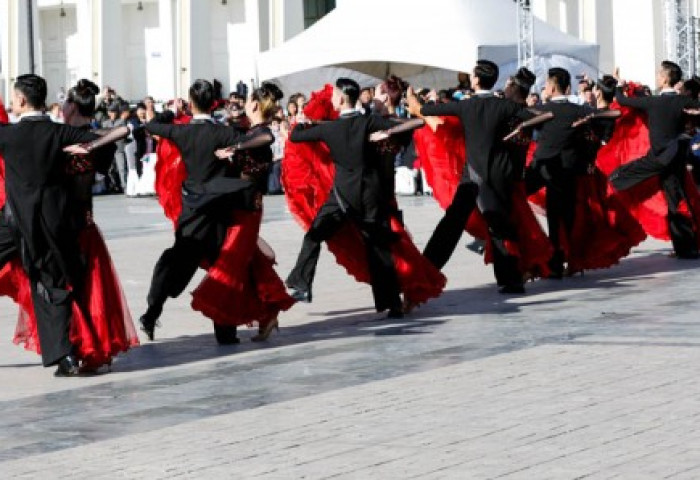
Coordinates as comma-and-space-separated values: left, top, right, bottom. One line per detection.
2, 342, 700, 479
1, 195, 700, 478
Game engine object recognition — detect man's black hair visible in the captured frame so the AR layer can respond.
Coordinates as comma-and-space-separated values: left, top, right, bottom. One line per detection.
661, 60, 682, 86
14, 74, 47, 109
547, 67, 571, 94
335, 78, 360, 106
474, 60, 499, 90
189, 79, 215, 112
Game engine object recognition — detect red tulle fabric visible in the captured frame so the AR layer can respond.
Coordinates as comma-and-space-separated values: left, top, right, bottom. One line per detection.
412, 118, 553, 276
281, 85, 446, 305
10, 223, 139, 367
191, 209, 296, 326
596, 94, 700, 245
153, 131, 294, 326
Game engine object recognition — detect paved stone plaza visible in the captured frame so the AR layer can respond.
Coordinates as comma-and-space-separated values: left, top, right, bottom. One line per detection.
1, 195, 700, 479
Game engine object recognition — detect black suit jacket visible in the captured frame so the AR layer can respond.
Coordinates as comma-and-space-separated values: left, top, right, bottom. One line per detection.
145, 118, 260, 223
0, 116, 103, 281
421, 95, 530, 184
615, 89, 699, 155
532, 100, 591, 170
290, 111, 395, 219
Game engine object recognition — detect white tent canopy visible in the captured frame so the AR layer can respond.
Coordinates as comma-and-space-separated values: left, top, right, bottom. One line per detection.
257, 0, 599, 95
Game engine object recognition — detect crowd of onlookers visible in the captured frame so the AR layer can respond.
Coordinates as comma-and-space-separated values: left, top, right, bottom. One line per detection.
17, 70, 700, 199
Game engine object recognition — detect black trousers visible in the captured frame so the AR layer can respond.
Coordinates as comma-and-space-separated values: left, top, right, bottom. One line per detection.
147, 205, 228, 310
526, 161, 577, 275
611, 147, 698, 257
0, 215, 73, 367
286, 195, 402, 312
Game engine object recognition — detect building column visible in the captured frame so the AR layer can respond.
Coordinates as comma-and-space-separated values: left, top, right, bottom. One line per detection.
155, 0, 176, 100
91, 0, 124, 93
0, 0, 40, 102
73, 0, 95, 81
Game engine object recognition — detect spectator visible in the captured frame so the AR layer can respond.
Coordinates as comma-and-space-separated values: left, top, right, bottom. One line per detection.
526, 92, 540, 107
268, 119, 288, 195
101, 102, 128, 192
95, 85, 122, 122
143, 95, 157, 121
48, 102, 63, 123
286, 100, 299, 119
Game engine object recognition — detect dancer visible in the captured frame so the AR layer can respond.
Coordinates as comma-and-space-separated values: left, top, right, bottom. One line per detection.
189, 83, 296, 341
282, 84, 446, 316
0, 75, 127, 376
140, 79, 283, 343
609, 61, 700, 258
408, 61, 551, 293
12, 79, 139, 372
523, 67, 618, 277
285, 78, 425, 318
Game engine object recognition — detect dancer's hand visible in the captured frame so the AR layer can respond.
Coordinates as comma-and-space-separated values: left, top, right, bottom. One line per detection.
369, 131, 390, 142
424, 116, 444, 132
503, 126, 521, 142
63, 143, 90, 156
406, 87, 422, 118
215, 147, 235, 159
684, 108, 700, 116
572, 114, 593, 128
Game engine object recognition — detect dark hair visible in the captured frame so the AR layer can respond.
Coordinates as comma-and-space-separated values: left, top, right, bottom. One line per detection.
335, 78, 360, 106
596, 75, 618, 103
509, 67, 536, 98
67, 79, 99, 117
251, 82, 284, 121
136, 102, 147, 110
382, 75, 409, 107
547, 67, 571, 93
661, 60, 682, 86
682, 77, 700, 99
14, 74, 47, 109
474, 60, 499, 90
189, 79, 215, 112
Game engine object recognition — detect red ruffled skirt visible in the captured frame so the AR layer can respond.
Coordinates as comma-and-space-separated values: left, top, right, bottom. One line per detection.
190, 209, 296, 327
11, 223, 139, 369
283, 136, 446, 306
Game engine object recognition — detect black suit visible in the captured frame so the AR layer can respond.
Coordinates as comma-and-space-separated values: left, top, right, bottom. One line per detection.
0, 115, 105, 366
286, 111, 402, 312
144, 118, 259, 314
420, 95, 530, 287
610, 90, 700, 256
526, 99, 591, 274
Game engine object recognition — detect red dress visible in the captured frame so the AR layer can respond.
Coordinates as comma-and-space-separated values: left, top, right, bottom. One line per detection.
523, 111, 647, 271
154, 129, 295, 328
412, 116, 553, 277
595, 85, 700, 245
0, 105, 139, 369
282, 85, 446, 305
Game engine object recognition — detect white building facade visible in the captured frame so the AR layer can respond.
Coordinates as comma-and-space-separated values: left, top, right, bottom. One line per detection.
0, 0, 699, 103
531, 0, 700, 86
0, 0, 335, 103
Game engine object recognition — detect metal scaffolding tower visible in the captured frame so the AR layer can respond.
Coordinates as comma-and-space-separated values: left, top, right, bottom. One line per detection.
515, 0, 535, 70
664, 0, 696, 77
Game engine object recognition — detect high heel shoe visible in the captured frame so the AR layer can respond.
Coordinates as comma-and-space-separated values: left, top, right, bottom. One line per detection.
252, 318, 279, 342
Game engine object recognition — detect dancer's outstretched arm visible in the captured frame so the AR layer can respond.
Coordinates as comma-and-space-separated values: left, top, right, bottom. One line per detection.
369, 118, 425, 142
503, 112, 554, 141
571, 109, 622, 128
214, 130, 275, 159
63, 125, 130, 155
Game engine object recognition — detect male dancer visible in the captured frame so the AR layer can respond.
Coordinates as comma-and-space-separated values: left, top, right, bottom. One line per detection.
0, 74, 118, 376
408, 60, 550, 293
285, 78, 422, 318
523, 67, 622, 277
140, 79, 274, 343
610, 61, 700, 258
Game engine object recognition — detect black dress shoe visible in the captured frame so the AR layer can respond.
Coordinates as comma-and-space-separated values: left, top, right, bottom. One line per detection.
498, 284, 526, 294
466, 239, 486, 255
386, 308, 404, 319
54, 355, 80, 377
290, 288, 312, 303
139, 304, 162, 341
214, 324, 240, 345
